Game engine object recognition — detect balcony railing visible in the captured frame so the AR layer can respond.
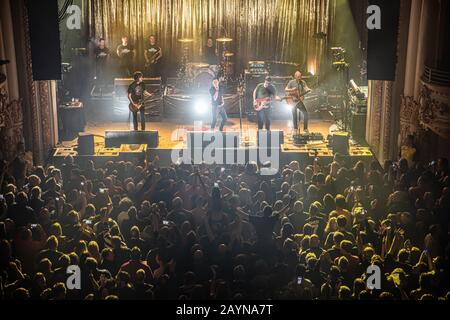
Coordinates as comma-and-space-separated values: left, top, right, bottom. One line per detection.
422, 66, 450, 86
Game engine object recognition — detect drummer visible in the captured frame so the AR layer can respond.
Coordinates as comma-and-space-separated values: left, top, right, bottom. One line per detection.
203, 37, 218, 66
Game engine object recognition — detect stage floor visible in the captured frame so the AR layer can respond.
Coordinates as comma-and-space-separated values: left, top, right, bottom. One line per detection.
59, 118, 337, 150
54, 117, 375, 169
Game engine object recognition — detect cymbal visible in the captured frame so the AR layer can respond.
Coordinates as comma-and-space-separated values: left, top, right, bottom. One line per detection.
178, 38, 194, 43
216, 37, 233, 42
224, 52, 234, 57
191, 63, 210, 68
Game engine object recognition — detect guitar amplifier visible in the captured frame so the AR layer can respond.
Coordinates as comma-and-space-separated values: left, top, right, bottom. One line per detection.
114, 77, 162, 97
248, 61, 267, 74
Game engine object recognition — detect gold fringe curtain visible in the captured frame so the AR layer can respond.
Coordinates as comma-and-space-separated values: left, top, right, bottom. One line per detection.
88, 0, 334, 75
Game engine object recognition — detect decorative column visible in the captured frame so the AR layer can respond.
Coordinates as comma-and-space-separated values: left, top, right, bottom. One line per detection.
0, 87, 23, 161
403, 0, 422, 97
399, 0, 423, 145
1, 0, 25, 160
413, 0, 429, 98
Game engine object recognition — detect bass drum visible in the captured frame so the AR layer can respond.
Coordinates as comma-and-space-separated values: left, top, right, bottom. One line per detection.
187, 62, 210, 79
193, 69, 215, 92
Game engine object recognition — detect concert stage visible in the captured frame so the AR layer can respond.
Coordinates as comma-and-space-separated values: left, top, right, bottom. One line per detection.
53, 117, 374, 169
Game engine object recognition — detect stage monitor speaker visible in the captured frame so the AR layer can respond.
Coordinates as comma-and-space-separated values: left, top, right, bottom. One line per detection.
77, 133, 95, 155
257, 130, 284, 149
331, 132, 350, 155
27, 0, 61, 80
105, 131, 159, 148
187, 132, 240, 150
367, 0, 401, 81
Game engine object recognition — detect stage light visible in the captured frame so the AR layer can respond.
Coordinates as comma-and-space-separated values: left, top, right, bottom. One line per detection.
308, 60, 316, 75
194, 99, 208, 114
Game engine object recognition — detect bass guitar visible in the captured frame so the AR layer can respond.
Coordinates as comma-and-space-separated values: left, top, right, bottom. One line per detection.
253, 96, 286, 112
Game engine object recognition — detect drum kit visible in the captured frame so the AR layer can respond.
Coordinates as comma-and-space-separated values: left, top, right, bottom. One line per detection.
177, 36, 235, 90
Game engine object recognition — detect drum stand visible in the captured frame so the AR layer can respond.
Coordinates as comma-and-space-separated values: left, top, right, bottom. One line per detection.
238, 82, 244, 137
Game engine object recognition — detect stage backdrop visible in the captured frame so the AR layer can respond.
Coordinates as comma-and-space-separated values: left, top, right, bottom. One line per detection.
88, 0, 334, 76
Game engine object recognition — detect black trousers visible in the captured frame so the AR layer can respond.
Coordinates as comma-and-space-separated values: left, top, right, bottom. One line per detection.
292, 100, 309, 131
211, 105, 228, 131
257, 108, 271, 130
132, 108, 146, 131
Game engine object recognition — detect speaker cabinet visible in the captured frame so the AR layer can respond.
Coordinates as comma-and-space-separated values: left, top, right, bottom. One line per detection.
114, 77, 162, 97
77, 133, 95, 155
331, 132, 350, 155
187, 131, 240, 150
27, 0, 61, 80
105, 131, 159, 148
367, 0, 401, 80
351, 111, 367, 142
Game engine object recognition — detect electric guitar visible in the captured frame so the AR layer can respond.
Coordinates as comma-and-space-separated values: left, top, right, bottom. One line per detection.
128, 92, 153, 113
145, 49, 161, 68
285, 88, 312, 106
253, 96, 286, 112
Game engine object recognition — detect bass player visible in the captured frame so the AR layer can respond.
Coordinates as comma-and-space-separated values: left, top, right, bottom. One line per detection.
253, 76, 280, 131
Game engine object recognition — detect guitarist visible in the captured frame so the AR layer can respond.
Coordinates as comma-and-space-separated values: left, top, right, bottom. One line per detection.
144, 35, 162, 77
128, 71, 152, 131
253, 76, 280, 130
285, 71, 311, 134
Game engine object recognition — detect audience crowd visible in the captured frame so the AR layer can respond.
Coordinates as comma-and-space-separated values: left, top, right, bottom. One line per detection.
0, 148, 449, 300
